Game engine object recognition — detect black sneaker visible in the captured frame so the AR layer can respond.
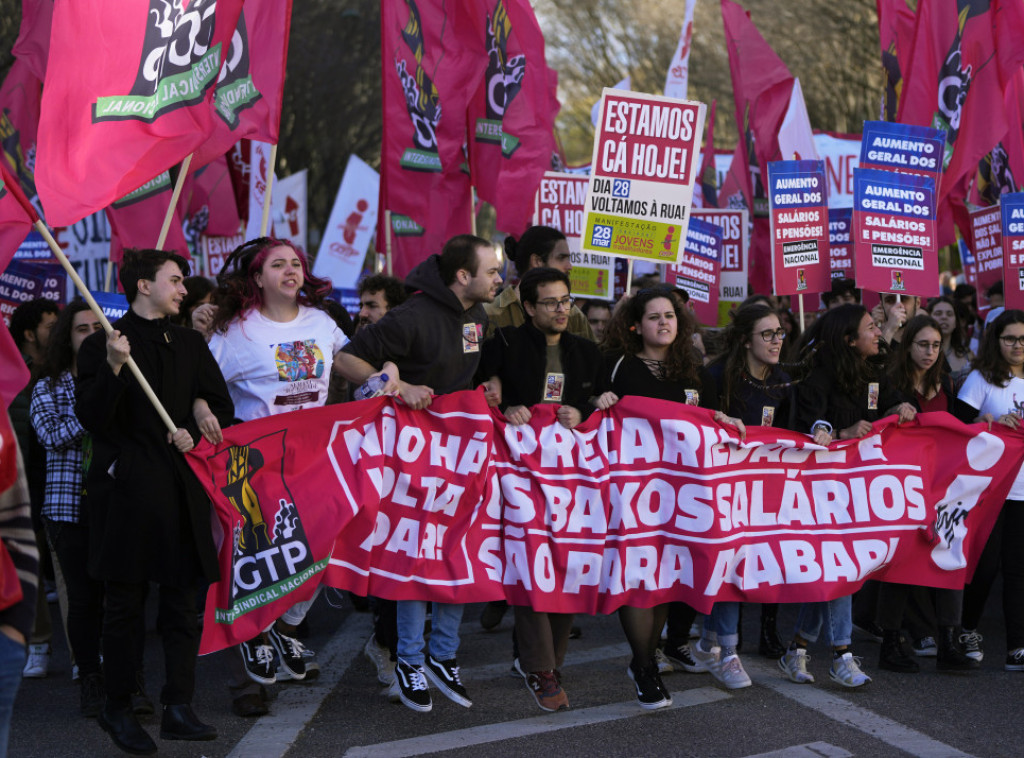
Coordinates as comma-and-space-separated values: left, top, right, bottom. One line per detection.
1005, 648, 1024, 671
80, 672, 103, 718
395, 660, 432, 712
627, 660, 671, 709
423, 655, 472, 708
267, 625, 307, 680
663, 643, 703, 673
239, 638, 276, 685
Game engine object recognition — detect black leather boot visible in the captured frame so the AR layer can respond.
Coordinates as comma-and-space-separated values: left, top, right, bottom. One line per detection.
879, 630, 920, 673
936, 626, 979, 672
759, 604, 786, 659
160, 704, 218, 741
99, 700, 157, 755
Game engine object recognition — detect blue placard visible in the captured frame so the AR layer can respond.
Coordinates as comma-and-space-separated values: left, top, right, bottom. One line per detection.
683, 217, 723, 262
90, 291, 130, 321
859, 121, 946, 178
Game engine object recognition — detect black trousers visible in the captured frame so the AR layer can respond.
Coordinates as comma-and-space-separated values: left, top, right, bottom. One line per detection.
963, 499, 1024, 649
103, 580, 199, 706
44, 519, 105, 677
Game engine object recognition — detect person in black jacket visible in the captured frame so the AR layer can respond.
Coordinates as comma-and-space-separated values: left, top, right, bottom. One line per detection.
76, 250, 234, 754
476, 267, 601, 713
779, 304, 916, 690
336, 234, 502, 715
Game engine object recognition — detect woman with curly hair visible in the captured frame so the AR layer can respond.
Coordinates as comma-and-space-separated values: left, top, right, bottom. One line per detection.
193, 238, 348, 714
596, 288, 743, 709
954, 308, 1024, 671
778, 304, 916, 689
926, 295, 974, 392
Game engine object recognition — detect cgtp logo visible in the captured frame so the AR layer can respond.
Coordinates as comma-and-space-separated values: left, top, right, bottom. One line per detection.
94, 0, 223, 123
394, 0, 442, 170
214, 431, 315, 607
483, 1, 525, 121
213, 11, 261, 128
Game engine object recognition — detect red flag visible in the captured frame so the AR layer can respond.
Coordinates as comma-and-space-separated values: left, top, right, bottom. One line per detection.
721, 0, 795, 293
106, 173, 190, 265
1001, 68, 1024, 194
877, 0, 916, 122
0, 162, 35, 411
189, 0, 292, 170
0, 58, 42, 202
379, 0, 487, 279
467, 0, 560, 237
12, 0, 53, 83
698, 99, 718, 208
180, 155, 242, 239
898, 0, 1024, 246
36, 0, 245, 227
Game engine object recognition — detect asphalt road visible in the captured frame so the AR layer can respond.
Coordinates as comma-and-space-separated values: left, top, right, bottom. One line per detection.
9, 588, 1023, 758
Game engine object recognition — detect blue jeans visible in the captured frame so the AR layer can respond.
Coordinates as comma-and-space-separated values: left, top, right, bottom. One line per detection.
708, 602, 741, 647
0, 632, 26, 758
396, 600, 463, 666
795, 596, 853, 647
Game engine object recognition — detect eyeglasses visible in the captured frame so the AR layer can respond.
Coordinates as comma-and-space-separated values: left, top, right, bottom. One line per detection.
536, 296, 576, 312
912, 341, 942, 352
1000, 335, 1024, 347
758, 328, 787, 343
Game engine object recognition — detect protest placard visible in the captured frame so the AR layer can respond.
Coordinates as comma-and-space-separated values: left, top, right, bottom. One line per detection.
692, 208, 747, 324
0, 258, 65, 325
852, 167, 938, 296
969, 205, 1004, 295
829, 207, 854, 280
1001, 193, 1024, 310
536, 172, 614, 299
859, 121, 945, 179
768, 160, 830, 296
666, 217, 721, 325
582, 89, 705, 264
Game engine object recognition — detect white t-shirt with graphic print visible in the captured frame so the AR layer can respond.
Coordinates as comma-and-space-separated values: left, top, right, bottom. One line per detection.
958, 369, 1024, 498
209, 306, 348, 422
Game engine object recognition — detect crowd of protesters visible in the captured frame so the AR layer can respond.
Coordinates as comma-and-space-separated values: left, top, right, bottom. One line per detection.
1, 228, 1021, 754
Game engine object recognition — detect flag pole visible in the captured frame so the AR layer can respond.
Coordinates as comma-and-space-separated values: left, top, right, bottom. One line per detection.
104, 260, 114, 292
260, 144, 278, 237
385, 210, 393, 277
33, 221, 177, 434
156, 153, 193, 249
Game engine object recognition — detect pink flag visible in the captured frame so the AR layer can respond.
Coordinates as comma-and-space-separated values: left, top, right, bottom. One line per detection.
468, 0, 560, 237
12, 0, 53, 83
721, 0, 795, 293
0, 58, 42, 202
0, 162, 36, 410
36, 0, 245, 227
877, 0, 916, 122
189, 0, 292, 170
180, 155, 242, 239
379, 0, 486, 278
106, 173, 190, 265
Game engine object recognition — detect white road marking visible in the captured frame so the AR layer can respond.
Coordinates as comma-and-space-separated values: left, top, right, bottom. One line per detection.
739, 743, 853, 758
342, 686, 731, 758
226, 613, 373, 758
746, 658, 977, 758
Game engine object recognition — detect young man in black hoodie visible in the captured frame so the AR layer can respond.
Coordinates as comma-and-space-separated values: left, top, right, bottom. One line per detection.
336, 234, 502, 713
476, 266, 601, 712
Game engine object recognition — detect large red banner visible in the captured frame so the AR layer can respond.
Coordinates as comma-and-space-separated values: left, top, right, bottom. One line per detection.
188, 392, 1024, 653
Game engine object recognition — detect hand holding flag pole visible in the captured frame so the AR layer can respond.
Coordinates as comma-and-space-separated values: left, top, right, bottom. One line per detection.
1, 165, 177, 434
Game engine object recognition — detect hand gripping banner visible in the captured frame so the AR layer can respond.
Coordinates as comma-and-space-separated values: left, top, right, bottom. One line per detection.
188, 392, 1024, 652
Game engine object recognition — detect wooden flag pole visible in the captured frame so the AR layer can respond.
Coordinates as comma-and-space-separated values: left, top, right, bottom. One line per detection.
385, 210, 393, 277
798, 294, 805, 336
156, 153, 193, 249
260, 144, 278, 237
104, 260, 114, 292
34, 221, 177, 434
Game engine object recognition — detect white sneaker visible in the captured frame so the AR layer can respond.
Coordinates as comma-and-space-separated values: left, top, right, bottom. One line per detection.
654, 648, 675, 674
778, 648, 814, 683
690, 642, 720, 673
715, 654, 752, 689
829, 652, 871, 688
22, 644, 49, 678
363, 633, 396, 685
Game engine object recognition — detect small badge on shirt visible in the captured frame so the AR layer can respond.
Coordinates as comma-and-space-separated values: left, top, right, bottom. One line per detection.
462, 323, 482, 353
545, 373, 565, 402
685, 389, 699, 406
867, 382, 879, 410
761, 406, 775, 426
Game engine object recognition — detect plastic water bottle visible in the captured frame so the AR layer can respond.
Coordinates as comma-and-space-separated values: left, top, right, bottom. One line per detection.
355, 373, 389, 400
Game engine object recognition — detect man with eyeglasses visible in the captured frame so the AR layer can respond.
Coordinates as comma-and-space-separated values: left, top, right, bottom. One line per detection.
476, 266, 603, 712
